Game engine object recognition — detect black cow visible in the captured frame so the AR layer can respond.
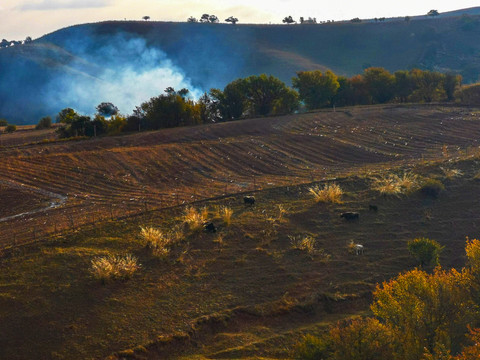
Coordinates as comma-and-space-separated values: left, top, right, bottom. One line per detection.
204, 222, 217, 233
244, 196, 255, 205
341, 212, 359, 220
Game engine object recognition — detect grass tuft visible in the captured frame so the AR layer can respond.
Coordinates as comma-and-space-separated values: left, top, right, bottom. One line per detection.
441, 167, 463, 179
183, 206, 208, 232
290, 235, 317, 254
372, 172, 419, 196
90, 254, 140, 282
219, 206, 234, 226
308, 183, 343, 203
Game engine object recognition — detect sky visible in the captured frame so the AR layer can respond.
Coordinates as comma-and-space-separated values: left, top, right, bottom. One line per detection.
1, 0, 480, 40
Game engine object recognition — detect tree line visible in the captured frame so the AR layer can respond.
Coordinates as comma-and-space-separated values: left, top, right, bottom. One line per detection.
49, 67, 476, 139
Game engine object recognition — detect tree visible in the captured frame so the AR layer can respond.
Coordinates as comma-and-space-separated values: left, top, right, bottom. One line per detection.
200, 14, 210, 23
187, 16, 198, 23
328, 318, 398, 360
428, 9, 440, 17
0, 119, 7, 126
292, 70, 340, 110
96, 102, 119, 118
363, 67, 395, 104
394, 70, 416, 102
142, 16, 150, 21
24, 36, 32, 44
409, 69, 446, 102
225, 16, 239, 24
282, 16, 295, 24
4, 124, 16, 133
444, 73, 462, 101
351, 17, 362, 23
209, 15, 219, 23
209, 80, 247, 121
408, 237, 444, 268
56, 108, 77, 124
242, 74, 299, 117
372, 267, 474, 359
36, 116, 52, 130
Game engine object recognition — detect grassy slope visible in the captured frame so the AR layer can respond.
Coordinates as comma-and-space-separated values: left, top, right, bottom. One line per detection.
1, 106, 480, 358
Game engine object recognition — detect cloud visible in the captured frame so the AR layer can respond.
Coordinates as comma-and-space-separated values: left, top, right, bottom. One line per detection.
17, 0, 112, 11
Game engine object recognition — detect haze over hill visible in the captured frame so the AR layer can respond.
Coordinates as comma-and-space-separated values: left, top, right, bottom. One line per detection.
1, 7, 480, 124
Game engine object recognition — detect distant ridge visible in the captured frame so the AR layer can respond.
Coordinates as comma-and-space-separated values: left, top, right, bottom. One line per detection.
1, 7, 480, 124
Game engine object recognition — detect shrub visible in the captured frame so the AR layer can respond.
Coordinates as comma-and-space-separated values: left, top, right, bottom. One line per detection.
407, 237, 444, 267
420, 178, 445, 198
183, 206, 208, 232
294, 334, 331, 360
0, 119, 7, 126
441, 167, 463, 179
309, 183, 343, 203
36, 116, 52, 130
90, 254, 140, 283
4, 124, 16, 133
328, 318, 397, 360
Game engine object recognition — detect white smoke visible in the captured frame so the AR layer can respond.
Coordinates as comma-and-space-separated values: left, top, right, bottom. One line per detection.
46, 35, 202, 116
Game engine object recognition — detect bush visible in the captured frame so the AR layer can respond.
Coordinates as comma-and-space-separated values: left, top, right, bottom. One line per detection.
4, 124, 16, 133
455, 84, 480, 105
420, 178, 445, 198
408, 237, 444, 267
139, 226, 180, 257
90, 254, 140, 283
294, 334, 331, 360
0, 119, 7, 126
36, 116, 52, 130
219, 206, 233, 226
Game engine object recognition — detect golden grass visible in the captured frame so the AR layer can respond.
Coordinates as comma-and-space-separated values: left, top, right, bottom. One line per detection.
308, 183, 343, 203
183, 206, 208, 232
372, 172, 419, 196
290, 235, 317, 254
139, 226, 182, 257
90, 254, 140, 282
219, 206, 234, 226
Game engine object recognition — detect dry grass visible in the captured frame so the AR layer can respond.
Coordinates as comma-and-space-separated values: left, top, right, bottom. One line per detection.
183, 206, 208, 232
90, 254, 140, 282
441, 167, 463, 179
372, 172, 419, 196
139, 226, 182, 257
308, 183, 343, 203
290, 235, 317, 254
219, 206, 234, 226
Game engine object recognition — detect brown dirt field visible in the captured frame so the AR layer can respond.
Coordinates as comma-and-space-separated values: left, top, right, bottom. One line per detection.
0, 183, 51, 218
0, 104, 479, 249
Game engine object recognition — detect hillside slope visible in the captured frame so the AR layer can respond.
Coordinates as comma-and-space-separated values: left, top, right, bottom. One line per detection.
1, 8, 480, 123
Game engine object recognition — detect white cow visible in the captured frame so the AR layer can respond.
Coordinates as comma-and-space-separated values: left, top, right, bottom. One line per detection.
354, 244, 364, 255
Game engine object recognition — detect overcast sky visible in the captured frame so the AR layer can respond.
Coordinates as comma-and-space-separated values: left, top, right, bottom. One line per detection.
1, 0, 480, 40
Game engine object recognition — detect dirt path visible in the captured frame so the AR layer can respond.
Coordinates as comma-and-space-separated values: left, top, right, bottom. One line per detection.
0, 180, 67, 223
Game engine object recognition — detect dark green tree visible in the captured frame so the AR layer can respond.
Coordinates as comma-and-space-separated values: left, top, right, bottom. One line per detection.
36, 116, 52, 130
292, 70, 339, 110
363, 67, 395, 104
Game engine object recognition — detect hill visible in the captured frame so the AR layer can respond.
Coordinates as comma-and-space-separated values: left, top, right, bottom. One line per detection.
1, 105, 480, 358
1, 8, 480, 124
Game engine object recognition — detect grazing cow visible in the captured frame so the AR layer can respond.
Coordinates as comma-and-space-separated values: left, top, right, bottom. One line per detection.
369, 204, 378, 212
244, 196, 255, 206
354, 244, 364, 255
341, 212, 359, 221
204, 222, 217, 233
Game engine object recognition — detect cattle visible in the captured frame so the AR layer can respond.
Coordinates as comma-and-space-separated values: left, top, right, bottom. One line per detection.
369, 204, 378, 212
354, 244, 364, 255
341, 212, 359, 220
204, 222, 217, 233
243, 196, 255, 206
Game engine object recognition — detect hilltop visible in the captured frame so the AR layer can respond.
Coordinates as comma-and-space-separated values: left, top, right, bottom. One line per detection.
1, 7, 480, 123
